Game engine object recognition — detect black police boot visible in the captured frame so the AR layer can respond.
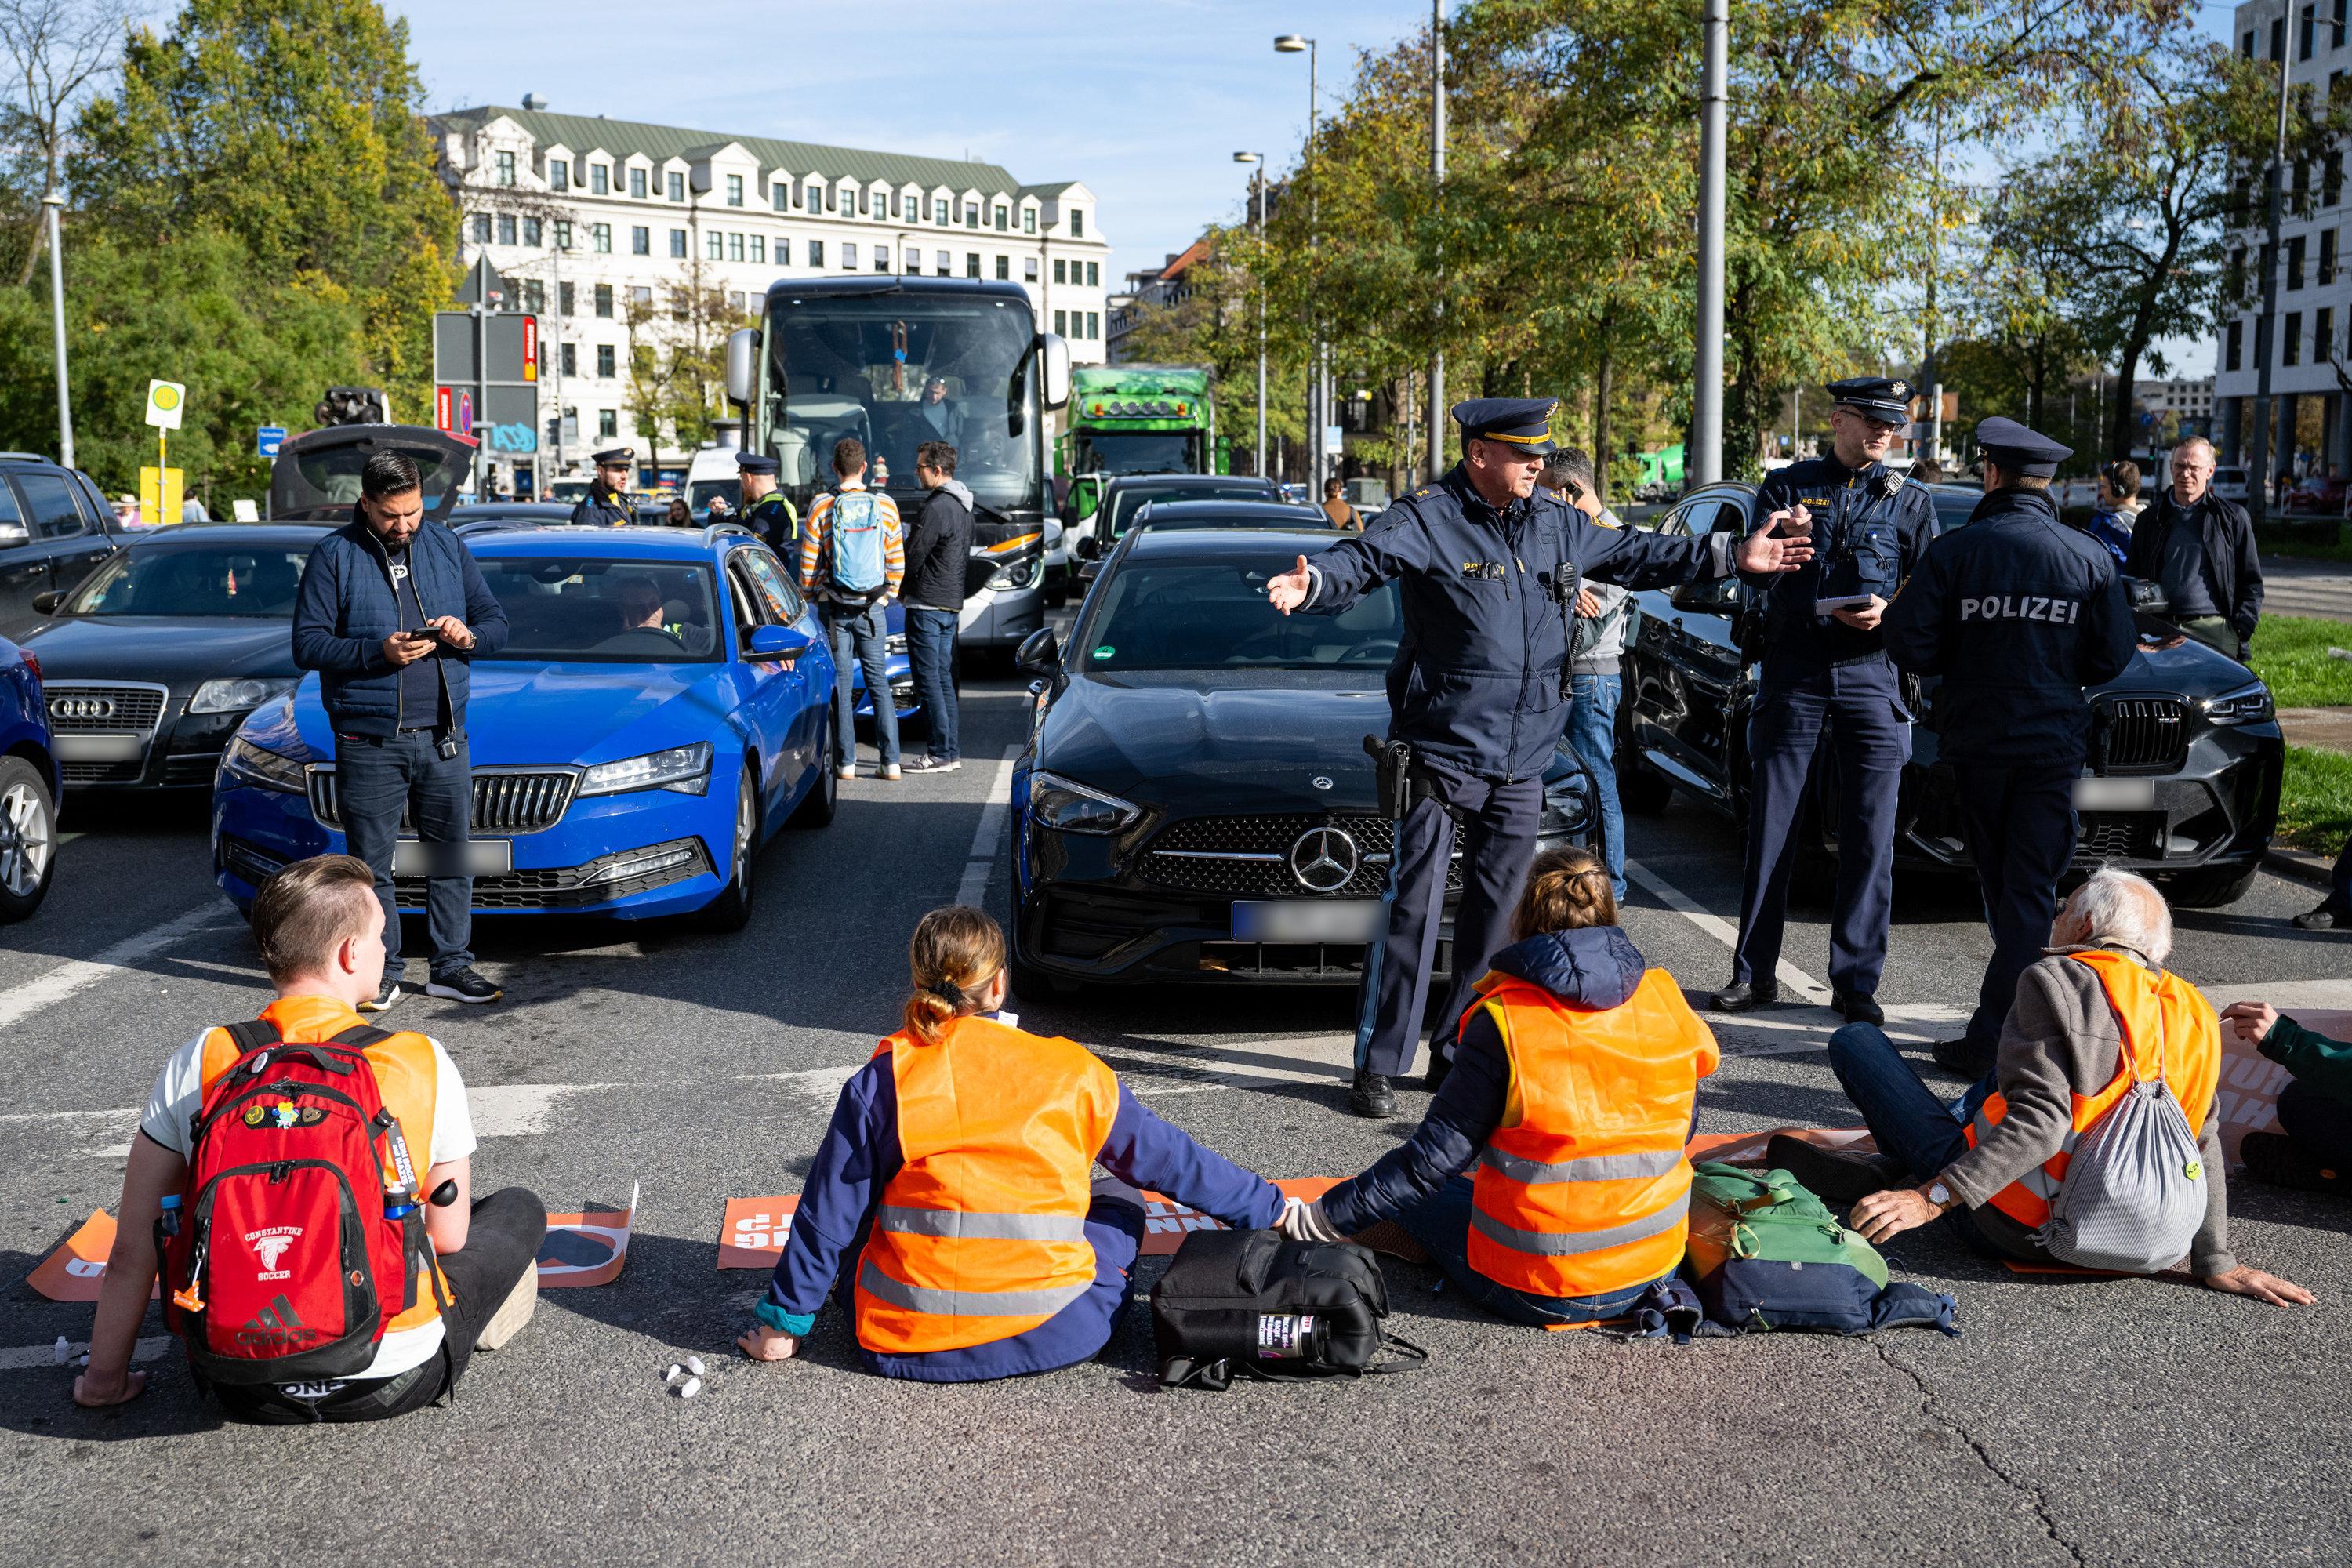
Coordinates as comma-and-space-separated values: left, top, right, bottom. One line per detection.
1833, 989, 1885, 1026
1932, 1036, 1998, 1080
1764, 1135, 1910, 1207
1348, 1069, 1396, 1119
1710, 979, 1779, 1012
2240, 1131, 2346, 1195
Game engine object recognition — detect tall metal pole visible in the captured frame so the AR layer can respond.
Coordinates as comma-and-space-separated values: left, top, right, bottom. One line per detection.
1693, 0, 1727, 485
1310, 39, 1324, 493
1429, 1, 1446, 482
42, 194, 74, 470
2251, 41, 2292, 527
1924, 103, 1944, 466
1239, 154, 1269, 477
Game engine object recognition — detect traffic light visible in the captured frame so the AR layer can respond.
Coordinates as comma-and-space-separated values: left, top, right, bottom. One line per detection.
315, 386, 389, 426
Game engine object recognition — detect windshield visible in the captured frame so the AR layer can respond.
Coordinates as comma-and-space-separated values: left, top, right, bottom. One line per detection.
1108, 481, 1272, 537
66, 544, 311, 617
1069, 430, 1203, 476
687, 479, 736, 511
477, 558, 724, 663
1079, 559, 1402, 671
273, 441, 463, 517
764, 292, 1039, 516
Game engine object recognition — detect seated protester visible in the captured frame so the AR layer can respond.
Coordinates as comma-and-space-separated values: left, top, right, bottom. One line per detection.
1283, 849, 1720, 1327
1780, 869, 2314, 1307
72, 855, 547, 1419
736, 906, 1287, 1381
2220, 999, 2352, 1196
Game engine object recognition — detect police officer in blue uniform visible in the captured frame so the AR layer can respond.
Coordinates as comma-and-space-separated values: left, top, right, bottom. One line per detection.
1883, 416, 2140, 1079
1714, 376, 1940, 1025
736, 452, 800, 554
570, 448, 636, 527
1267, 398, 1814, 1116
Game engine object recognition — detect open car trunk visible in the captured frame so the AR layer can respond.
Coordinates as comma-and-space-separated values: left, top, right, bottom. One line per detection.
269, 426, 476, 524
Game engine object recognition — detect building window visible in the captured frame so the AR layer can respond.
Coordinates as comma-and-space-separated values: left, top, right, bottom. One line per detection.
2301, 2, 2316, 60
995, 254, 1009, 280
598, 409, 617, 439
808, 240, 824, 267
1087, 261, 1099, 287
591, 163, 609, 195
932, 197, 948, 224
844, 242, 858, 270
550, 159, 569, 192
631, 225, 650, 256
1070, 209, 1084, 238
670, 228, 687, 258
772, 182, 788, 211
2286, 310, 2303, 365
873, 249, 888, 274
597, 344, 616, 378
1024, 206, 1036, 234
2325, 229, 2340, 286
935, 249, 951, 276
560, 281, 575, 316
630, 166, 647, 199
728, 173, 744, 207
1024, 256, 1039, 282
495, 149, 515, 187
2321, 307, 2338, 364
2330, 151, 2345, 208
523, 279, 544, 314
728, 291, 746, 313
806, 180, 821, 211
750, 234, 766, 263
1087, 311, 1100, 339
1054, 309, 1067, 335
995, 205, 1008, 231
630, 286, 651, 314
2291, 234, 2307, 289
729, 231, 745, 262
591, 223, 612, 253
561, 343, 577, 377
706, 230, 724, 260
470, 212, 490, 243
2227, 320, 2244, 371
776, 237, 791, 266
2274, 16, 2287, 60
554, 220, 572, 251
495, 213, 515, 245
966, 252, 981, 278
593, 284, 613, 318
1054, 258, 1066, 284
902, 246, 918, 273
523, 216, 543, 247
2337, 0, 2348, 48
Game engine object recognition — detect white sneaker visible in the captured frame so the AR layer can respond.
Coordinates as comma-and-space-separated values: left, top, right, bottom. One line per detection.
474, 1265, 538, 1352
836, 764, 858, 781
880, 763, 902, 782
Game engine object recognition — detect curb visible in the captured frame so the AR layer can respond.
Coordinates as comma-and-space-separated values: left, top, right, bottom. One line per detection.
2263, 844, 2336, 889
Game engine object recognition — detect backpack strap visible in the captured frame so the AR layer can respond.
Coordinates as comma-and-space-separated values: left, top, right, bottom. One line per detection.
223, 1019, 279, 1057
329, 1024, 398, 1051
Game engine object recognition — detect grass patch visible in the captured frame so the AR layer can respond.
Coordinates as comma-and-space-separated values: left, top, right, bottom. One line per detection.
2249, 615, 2352, 709
2279, 744, 2352, 855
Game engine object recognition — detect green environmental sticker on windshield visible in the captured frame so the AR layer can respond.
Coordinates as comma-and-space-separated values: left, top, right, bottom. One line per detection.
1092, 646, 1114, 659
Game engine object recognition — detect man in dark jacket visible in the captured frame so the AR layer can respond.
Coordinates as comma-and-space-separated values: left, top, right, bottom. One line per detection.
292, 450, 510, 1011
899, 440, 972, 774
2125, 436, 2261, 659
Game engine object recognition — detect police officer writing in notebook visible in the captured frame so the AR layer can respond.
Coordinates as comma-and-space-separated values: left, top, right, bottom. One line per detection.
1267, 398, 1813, 1118
570, 448, 636, 527
1883, 417, 2139, 1080
1714, 377, 1939, 1025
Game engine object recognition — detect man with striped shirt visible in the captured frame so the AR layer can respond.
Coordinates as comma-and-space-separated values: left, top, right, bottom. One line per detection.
799, 437, 906, 781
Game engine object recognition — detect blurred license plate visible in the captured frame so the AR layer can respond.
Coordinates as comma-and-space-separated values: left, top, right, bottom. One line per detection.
1230, 900, 1383, 943
2074, 779, 2154, 809
391, 839, 511, 877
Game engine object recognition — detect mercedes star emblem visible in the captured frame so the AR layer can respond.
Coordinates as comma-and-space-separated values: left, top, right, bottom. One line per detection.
1310, 775, 1334, 790
1287, 824, 1360, 894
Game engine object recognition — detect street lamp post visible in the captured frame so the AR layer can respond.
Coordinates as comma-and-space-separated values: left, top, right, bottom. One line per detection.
1275, 34, 1324, 492
42, 193, 74, 470
1236, 152, 1269, 477
1693, 0, 1727, 485
2251, 41, 2292, 527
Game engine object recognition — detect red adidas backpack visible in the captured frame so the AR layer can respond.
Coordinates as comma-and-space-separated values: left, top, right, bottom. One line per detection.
160, 1020, 442, 1385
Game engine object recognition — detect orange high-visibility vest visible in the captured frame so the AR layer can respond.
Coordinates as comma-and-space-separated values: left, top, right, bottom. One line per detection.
197, 995, 452, 1329
1964, 949, 2221, 1230
1466, 967, 1719, 1299
853, 1015, 1120, 1355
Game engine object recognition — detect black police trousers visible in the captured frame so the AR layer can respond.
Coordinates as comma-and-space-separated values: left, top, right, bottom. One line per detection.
1951, 760, 2079, 1049
1354, 767, 1542, 1079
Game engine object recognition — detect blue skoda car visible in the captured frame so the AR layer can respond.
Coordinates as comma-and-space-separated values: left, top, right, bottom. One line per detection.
212, 525, 839, 928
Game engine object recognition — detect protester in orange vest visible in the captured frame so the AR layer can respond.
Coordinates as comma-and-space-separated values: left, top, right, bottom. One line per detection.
1283, 848, 1720, 1326
1780, 868, 2313, 1305
73, 855, 546, 1418
736, 906, 1288, 1380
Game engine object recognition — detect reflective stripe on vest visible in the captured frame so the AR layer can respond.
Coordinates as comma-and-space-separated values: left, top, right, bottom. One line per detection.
1964, 949, 2221, 1230
1468, 1192, 1693, 1256
1477, 1146, 1686, 1185
852, 1015, 1120, 1356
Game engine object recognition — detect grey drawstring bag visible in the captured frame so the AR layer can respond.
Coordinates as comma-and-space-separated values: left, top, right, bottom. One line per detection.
2037, 1033, 2207, 1273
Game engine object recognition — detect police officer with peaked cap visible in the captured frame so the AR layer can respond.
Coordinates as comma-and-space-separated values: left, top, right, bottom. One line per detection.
736, 451, 800, 554
1267, 397, 1815, 1117
1883, 416, 2139, 1080
1714, 376, 1940, 1026
570, 448, 636, 527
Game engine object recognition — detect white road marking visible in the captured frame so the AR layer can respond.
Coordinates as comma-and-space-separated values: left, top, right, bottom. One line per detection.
0, 1336, 169, 1374
466, 1082, 629, 1138
0, 903, 238, 1034
953, 743, 1024, 908
1624, 855, 1834, 1004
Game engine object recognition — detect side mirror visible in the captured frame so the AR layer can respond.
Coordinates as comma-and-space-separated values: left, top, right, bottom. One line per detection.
1669, 575, 1740, 615
1076, 534, 1102, 561
746, 622, 814, 661
1015, 626, 1062, 676
31, 589, 61, 615
724, 327, 760, 408
0, 518, 27, 550
1039, 332, 1071, 410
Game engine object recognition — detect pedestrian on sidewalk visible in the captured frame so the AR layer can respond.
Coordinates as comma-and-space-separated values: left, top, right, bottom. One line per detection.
2127, 436, 2261, 660
2291, 837, 2352, 932
1319, 477, 1361, 530
900, 441, 971, 775
800, 436, 906, 782
1537, 448, 1632, 902
2080, 459, 2144, 568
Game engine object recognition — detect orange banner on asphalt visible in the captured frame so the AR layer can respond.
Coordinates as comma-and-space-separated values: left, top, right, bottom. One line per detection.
1137, 1178, 1339, 1256
716, 1195, 800, 1269
28, 1211, 157, 1303
536, 1181, 637, 1288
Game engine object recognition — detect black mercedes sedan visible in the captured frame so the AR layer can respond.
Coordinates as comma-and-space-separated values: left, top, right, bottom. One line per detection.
12, 525, 332, 791
1007, 525, 1600, 996
1617, 481, 2283, 906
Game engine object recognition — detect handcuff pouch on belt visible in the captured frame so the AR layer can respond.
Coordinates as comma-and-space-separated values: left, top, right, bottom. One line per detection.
1363, 735, 1461, 825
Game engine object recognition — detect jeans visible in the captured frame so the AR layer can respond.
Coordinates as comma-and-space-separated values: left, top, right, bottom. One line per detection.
826, 603, 899, 768
215, 1188, 548, 1423
336, 729, 474, 982
1824, 1022, 1995, 1181
1565, 672, 1625, 900
1950, 760, 2078, 1049
905, 605, 961, 762
1393, 1174, 1669, 1327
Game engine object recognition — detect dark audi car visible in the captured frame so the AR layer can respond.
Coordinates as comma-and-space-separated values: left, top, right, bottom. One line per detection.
1617, 482, 2283, 906
1008, 526, 1599, 996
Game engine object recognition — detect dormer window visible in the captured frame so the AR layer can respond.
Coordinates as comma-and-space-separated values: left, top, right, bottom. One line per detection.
1070, 208, 1084, 238
495, 150, 515, 187
669, 171, 684, 201
630, 166, 647, 199
1023, 206, 1036, 234
590, 163, 608, 195
550, 159, 569, 193
727, 173, 744, 207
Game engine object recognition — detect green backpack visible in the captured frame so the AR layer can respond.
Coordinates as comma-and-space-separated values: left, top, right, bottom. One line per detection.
1684, 1161, 1952, 1335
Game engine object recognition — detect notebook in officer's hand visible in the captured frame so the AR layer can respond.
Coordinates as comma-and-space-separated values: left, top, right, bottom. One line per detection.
1813, 594, 1875, 616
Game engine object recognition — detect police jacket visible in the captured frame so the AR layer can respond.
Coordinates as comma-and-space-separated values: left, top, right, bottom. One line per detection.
1882, 487, 2136, 767
290, 512, 510, 739
1301, 463, 1737, 779
569, 488, 633, 527
2125, 488, 2262, 649
745, 493, 799, 555
1745, 456, 1938, 670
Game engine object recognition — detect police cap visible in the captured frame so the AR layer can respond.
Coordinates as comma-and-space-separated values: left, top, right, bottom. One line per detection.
1452, 397, 1561, 456
1827, 376, 1913, 424
1975, 416, 2072, 479
733, 452, 779, 474
591, 447, 636, 466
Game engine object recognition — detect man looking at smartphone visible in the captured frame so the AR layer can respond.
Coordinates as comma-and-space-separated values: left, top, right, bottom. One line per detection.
292, 449, 510, 1011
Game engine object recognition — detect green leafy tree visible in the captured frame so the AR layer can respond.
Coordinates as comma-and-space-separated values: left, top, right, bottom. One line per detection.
624, 256, 753, 458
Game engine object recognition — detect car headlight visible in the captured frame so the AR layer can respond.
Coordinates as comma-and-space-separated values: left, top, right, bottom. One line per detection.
190, 676, 298, 714
989, 556, 1040, 590
2200, 681, 2274, 726
576, 741, 713, 797
223, 735, 309, 793
1029, 769, 1141, 834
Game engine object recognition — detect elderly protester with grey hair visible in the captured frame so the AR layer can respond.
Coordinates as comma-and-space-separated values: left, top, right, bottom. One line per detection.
1769, 869, 2313, 1305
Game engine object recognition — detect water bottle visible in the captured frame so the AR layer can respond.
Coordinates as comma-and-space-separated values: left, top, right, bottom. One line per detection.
158, 1193, 182, 1238
1255, 1313, 1327, 1363
383, 1185, 419, 1222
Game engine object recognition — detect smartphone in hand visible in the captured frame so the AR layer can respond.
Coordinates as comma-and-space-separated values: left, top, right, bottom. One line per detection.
405, 626, 445, 644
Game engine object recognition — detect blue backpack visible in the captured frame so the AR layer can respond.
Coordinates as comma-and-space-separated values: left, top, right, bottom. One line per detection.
825, 490, 888, 601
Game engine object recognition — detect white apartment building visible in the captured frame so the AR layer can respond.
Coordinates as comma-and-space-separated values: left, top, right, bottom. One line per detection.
433, 104, 1112, 486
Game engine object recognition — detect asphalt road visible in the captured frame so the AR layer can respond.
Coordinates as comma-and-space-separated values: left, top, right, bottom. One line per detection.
4, 658, 2350, 1567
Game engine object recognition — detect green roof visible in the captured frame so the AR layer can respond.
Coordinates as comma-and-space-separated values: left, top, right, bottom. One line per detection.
437, 106, 1044, 198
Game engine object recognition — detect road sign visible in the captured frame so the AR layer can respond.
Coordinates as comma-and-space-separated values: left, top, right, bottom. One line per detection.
434, 386, 454, 434
138, 466, 184, 524
256, 426, 285, 458
457, 390, 474, 438
434, 312, 539, 386
144, 380, 186, 431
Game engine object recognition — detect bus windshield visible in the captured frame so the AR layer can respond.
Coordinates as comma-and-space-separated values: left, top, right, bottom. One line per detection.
763, 291, 1039, 516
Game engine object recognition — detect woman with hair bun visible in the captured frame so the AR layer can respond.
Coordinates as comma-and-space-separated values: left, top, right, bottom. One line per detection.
737, 906, 1287, 1381
1285, 848, 1720, 1327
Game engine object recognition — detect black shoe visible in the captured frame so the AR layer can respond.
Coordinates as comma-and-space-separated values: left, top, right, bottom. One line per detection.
901, 756, 962, 775
1422, 1050, 1453, 1094
1764, 1135, 1909, 1207
361, 978, 402, 1014
1932, 1036, 1997, 1080
2240, 1131, 2346, 1195
2292, 903, 2347, 932
426, 968, 503, 1004
1833, 989, 1884, 1026
1711, 980, 1779, 1012
1348, 1069, 1396, 1119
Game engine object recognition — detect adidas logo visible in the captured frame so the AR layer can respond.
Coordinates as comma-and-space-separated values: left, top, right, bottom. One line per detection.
234, 1293, 323, 1353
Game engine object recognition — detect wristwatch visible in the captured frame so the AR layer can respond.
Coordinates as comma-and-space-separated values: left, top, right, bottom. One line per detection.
1923, 1181, 1958, 1212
